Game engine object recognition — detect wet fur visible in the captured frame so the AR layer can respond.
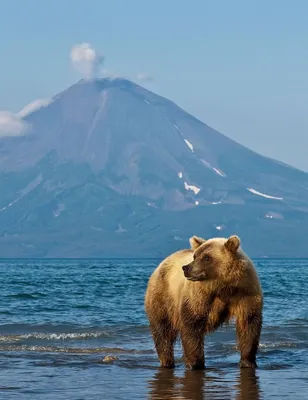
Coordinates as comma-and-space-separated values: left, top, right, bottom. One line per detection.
144, 235, 263, 370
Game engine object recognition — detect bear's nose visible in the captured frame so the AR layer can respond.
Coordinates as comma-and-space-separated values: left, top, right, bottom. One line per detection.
182, 265, 190, 273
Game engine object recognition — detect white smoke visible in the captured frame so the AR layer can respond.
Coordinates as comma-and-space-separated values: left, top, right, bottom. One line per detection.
101, 69, 126, 80
0, 111, 29, 137
70, 43, 104, 80
136, 73, 154, 83
70, 43, 153, 83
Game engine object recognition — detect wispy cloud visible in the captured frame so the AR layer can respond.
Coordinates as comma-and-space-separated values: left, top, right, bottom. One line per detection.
70, 43, 104, 80
18, 98, 52, 118
0, 97, 52, 137
136, 73, 154, 83
101, 69, 124, 79
0, 111, 29, 137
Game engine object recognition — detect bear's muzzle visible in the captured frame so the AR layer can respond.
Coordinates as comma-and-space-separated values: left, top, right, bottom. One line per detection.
182, 264, 191, 277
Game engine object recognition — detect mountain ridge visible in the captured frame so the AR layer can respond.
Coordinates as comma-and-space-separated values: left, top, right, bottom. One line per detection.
0, 78, 307, 258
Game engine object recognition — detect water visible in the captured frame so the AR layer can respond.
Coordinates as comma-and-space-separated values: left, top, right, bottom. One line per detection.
0, 258, 307, 399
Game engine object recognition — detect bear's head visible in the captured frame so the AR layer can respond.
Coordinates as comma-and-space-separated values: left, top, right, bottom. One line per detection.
182, 235, 243, 283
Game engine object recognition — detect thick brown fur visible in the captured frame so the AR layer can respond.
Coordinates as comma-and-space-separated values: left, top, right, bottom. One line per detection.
144, 235, 263, 370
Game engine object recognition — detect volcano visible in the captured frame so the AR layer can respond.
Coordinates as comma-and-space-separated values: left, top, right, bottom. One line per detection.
0, 78, 308, 257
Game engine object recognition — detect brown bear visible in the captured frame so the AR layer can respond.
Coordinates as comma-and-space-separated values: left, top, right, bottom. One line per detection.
144, 235, 263, 370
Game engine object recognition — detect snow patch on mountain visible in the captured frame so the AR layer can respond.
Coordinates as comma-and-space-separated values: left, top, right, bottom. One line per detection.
0, 200, 16, 212
53, 203, 65, 217
247, 188, 283, 200
184, 181, 200, 195
265, 211, 284, 219
184, 139, 194, 152
212, 167, 226, 177
115, 224, 127, 233
0, 174, 43, 211
200, 159, 226, 177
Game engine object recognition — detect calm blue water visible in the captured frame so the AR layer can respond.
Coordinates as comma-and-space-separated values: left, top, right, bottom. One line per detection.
0, 259, 307, 399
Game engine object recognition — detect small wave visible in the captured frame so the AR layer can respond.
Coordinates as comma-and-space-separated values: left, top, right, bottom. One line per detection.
0, 331, 112, 342
259, 342, 300, 349
73, 305, 97, 309
286, 318, 308, 326
0, 344, 153, 355
0, 386, 22, 391
0, 324, 150, 345
6, 293, 47, 299
220, 341, 302, 352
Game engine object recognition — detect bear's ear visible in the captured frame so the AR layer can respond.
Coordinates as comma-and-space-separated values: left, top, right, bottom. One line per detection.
225, 235, 240, 253
189, 236, 206, 250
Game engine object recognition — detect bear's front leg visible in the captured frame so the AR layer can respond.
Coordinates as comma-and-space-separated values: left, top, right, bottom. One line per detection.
236, 308, 262, 369
180, 305, 206, 370
149, 319, 178, 368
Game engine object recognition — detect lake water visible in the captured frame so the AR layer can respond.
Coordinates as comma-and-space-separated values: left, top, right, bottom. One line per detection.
0, 258, 307, 399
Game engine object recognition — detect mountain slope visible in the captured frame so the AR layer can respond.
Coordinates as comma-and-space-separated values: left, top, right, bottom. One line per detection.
0, 78, 308, 257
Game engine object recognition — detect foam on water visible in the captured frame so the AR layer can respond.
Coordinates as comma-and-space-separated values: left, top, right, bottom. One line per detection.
0, 344, 153, 354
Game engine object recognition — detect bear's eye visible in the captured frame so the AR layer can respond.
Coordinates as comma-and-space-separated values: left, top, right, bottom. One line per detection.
204, 255, 211, 262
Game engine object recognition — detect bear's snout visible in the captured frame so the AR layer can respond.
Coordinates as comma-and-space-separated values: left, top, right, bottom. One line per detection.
182, 265, 191, 275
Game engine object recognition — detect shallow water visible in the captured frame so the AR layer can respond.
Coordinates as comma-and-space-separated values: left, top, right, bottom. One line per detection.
0, 258, 307, 399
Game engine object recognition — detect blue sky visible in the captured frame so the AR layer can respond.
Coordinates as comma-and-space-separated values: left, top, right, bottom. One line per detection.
0, 0, 307, 170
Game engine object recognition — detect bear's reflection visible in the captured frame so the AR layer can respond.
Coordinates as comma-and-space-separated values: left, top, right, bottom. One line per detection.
148, 367, 261, 400
235, 368, 261, 400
